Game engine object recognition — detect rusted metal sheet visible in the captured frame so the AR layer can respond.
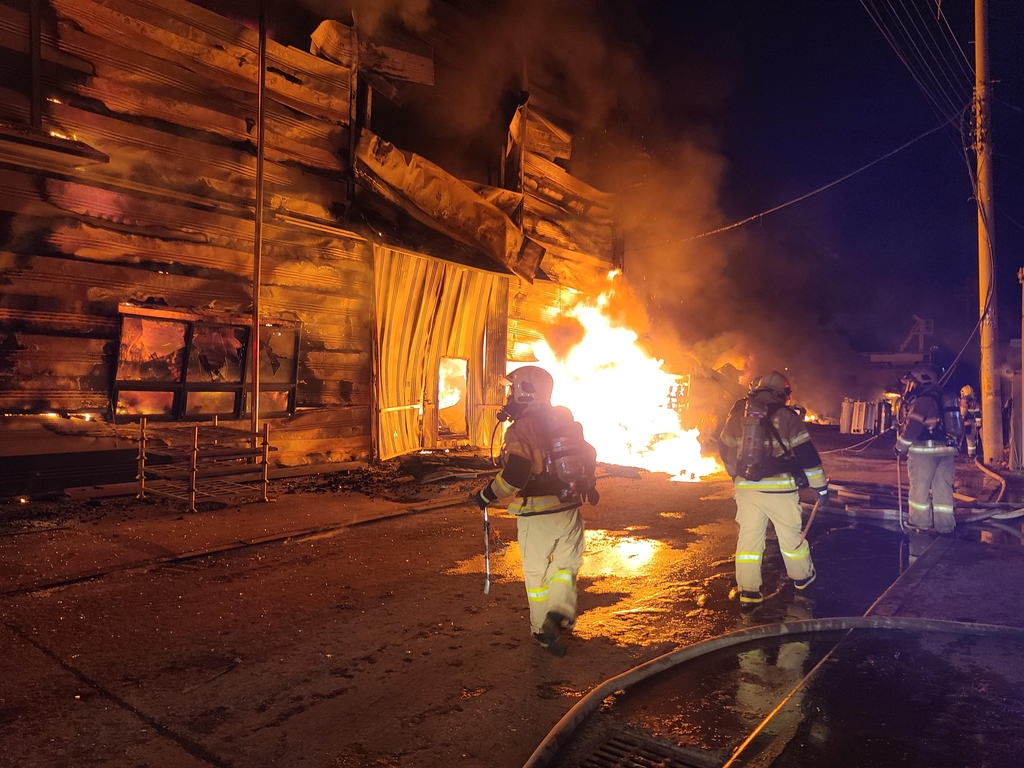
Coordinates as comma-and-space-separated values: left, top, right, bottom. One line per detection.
310, 20, 434, 86
507, 277, 579, 362
51, 0, 352, 124
522, 151, 617, 260
0, 332, 111, 411
527, 109, 572, 162
357, 129, 544, 282
40, 102, 348, 220
373, 246, 507, 460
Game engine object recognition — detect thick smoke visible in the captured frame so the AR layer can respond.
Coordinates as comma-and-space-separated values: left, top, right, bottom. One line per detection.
284, 0, 873, 418
295, 0, 431, 36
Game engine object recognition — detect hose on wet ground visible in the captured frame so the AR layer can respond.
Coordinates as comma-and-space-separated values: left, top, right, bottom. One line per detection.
810, 480, 1024, 525
521, 616, 1024, 768
974, 456, 1008, 502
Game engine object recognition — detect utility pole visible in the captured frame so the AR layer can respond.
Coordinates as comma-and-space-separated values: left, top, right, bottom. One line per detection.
251, 0, 266, 438
975, 0, 1002, 463
1018, 268, 1024, 469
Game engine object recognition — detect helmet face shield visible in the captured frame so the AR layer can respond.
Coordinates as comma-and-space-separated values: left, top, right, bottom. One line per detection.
498, 366, 553, 421
506, 366, 553, 405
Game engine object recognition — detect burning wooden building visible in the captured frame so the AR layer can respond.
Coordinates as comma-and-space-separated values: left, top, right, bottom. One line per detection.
0, 0, 620, 494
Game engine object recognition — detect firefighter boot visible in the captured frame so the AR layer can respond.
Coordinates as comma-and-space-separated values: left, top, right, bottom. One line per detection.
537, 612, 567, 657
739, 591, 763, 608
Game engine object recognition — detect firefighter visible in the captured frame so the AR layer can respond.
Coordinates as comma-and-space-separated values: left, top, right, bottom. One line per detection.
472, 366, 598, 657
718, 371, 828, 607
895, 365, 957, 534
959, 384, 981, 458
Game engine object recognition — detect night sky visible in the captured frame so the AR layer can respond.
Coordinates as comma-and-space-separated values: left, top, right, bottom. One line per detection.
620, 1, 1024, 373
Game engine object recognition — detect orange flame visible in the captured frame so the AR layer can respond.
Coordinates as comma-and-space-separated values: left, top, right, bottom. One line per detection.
524, 278, 723, 482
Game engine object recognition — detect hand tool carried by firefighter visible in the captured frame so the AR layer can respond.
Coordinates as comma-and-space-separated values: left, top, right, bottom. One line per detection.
483, 505, 492, 594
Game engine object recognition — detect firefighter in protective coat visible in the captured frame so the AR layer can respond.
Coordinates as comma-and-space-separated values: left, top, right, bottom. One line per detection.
895, 365, 957, 534
718, 371, 828, 606
959, 384, 981, 458
472, 366, 598, 657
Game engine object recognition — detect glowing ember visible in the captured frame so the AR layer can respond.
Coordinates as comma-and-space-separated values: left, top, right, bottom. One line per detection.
525, 279, 723, 482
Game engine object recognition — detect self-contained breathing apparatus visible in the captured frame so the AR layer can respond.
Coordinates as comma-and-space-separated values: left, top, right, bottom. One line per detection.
908, 389, 964, 447
898, 366, 963, 448
494, 379, 597, 506
734, 399, 809, 488
542, 407, 597, 503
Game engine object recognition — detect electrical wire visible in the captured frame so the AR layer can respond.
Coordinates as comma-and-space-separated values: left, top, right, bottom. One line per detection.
862, 0, 972, 142
631, 118, 955, 249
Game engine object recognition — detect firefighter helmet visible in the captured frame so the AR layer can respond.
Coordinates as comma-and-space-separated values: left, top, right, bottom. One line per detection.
960, 384, 975, 398
753, 370, 792, 400
905, 365, 938, 386
503, 365, 553, 406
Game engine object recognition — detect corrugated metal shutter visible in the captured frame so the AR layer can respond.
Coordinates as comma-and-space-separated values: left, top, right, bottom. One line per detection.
373, 246, 507, 460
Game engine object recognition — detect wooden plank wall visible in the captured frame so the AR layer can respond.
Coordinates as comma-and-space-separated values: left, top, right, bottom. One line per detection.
0, 0, 375, 464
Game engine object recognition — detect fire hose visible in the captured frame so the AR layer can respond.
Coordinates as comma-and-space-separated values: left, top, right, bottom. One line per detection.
797, 498, 820, 545
521, 616, 1024, 768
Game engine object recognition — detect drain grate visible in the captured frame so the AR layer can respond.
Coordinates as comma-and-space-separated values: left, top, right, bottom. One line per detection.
577, 730, 718, 768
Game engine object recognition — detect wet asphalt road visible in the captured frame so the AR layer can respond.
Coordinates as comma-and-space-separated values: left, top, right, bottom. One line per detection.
550, 511, 1024, 768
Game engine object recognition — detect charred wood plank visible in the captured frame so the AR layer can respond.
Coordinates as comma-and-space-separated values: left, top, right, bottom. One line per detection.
40, 101, 348, 220
51, 0, 352, 124
310, 20, 434, 85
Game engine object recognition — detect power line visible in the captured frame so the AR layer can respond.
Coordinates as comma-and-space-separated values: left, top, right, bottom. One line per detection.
630, 116, 957, 249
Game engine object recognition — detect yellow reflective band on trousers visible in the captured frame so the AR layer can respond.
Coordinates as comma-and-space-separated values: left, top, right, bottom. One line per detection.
781, 541, 810, 560
550, 569, 574, 587
526, 585, 549, 602
735, 551, 762, 563
909, 500, 930, 511
933, 503, 954, 514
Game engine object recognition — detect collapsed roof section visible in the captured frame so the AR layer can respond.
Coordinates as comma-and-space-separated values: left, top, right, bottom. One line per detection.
354, 129, 545, 282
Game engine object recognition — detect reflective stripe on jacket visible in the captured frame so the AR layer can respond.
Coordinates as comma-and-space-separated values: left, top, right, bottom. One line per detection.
487, 405, 579, 516
897, 388, 957, 455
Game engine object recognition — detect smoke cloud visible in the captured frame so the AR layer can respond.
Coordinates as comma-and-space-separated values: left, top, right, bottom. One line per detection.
271, 0, 876, 418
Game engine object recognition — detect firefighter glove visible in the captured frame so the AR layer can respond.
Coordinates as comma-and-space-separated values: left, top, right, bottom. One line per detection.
893, 445, 903, 457
583, 486, 600, 506
474, 485, 498, 510
816, 486, 829, 502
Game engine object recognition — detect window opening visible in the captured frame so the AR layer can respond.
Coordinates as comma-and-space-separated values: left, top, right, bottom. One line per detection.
437, 356, 468, 438
112, 306, 300, 422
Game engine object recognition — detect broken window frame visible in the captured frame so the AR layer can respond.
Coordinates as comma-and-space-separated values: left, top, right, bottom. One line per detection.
112, 304, 300, 423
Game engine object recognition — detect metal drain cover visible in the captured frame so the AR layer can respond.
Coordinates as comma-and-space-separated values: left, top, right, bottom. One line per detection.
577, 729, 720, 768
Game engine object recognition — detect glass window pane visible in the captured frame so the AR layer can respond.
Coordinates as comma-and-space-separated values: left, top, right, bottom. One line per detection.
260, 328, 298, 384
116, 317, 186, 382
116, 390, 175, 416
258, 390, 290, 417
187, 325, 248, 383
185, 391, 237, 417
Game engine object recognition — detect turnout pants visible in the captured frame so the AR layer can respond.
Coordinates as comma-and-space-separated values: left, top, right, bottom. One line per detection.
734, 487, 813, 593
517, 507, 585, 635
907, 450, 956, 533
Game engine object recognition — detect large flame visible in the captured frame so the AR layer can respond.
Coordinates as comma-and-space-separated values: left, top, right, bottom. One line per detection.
524, 276, 723, 482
